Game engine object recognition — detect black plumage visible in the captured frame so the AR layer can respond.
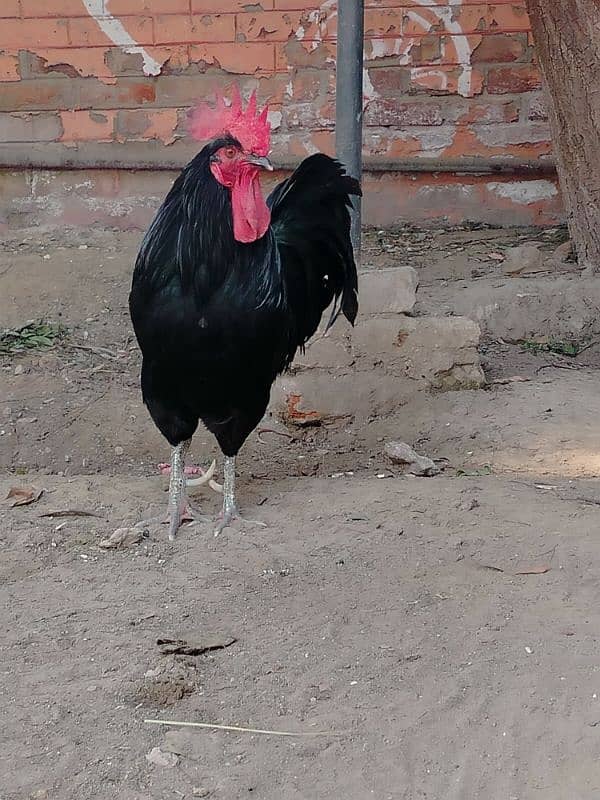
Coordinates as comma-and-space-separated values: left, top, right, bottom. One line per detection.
129, 136, 360, 535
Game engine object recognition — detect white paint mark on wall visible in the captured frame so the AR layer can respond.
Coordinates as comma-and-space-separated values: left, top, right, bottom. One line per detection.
488, 180, 558, 204
269, 110, 283, 131
82, 0, 161, 76
298, 0, 476, 106
410, 0, 475, 97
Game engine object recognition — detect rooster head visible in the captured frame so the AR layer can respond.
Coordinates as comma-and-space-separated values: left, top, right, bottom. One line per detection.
189, 86, 273, 244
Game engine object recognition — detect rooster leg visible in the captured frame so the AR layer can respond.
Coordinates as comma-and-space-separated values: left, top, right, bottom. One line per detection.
167, 439, 192, 540
213, 456, 266, 537
135, 439, 198, 537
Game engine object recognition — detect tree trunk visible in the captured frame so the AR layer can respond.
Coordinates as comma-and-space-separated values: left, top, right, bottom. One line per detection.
525, 0, 600, 270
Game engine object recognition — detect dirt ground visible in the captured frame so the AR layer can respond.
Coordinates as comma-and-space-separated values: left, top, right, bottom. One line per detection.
3, 224, 600, 800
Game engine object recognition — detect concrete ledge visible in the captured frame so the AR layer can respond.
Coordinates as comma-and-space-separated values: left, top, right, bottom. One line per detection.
0, 167, 563, 231
270, 314, 485, 425
358, 266, 418, 316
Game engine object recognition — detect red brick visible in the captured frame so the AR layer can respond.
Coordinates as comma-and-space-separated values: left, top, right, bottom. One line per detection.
264, 7, 406, 42
401, 3, 530, 36
143, 108, 179, 143
28, 48, 114, 79
190, 42, 275, 73
273, 0, 318, 8
527, 93, 549, 121
364, 8, 402, 37
487, 65, 541, 94
106, 0, 189, 13
461, 101, 520, 124
367, 67, 410, 93
412, 34, 444, 65
115, 109, 152, 140
0, 53, 19, 80
153, 14, 235, 45
237, 11, 307, 43
193, 0, 273, 10
0, 111, 63, 143
0, 19, 70, 48
68, 16, 154, 48
410, 66, 484, 97
284, 70, 327, 102
153, 13, 192, 45
285, 101, 335, 130
114, 107, 180, 145
402, 10, 457, 37
471, 33, 528, 63
20, 0, 87, 16
0, 77, 156, 112
192, 12, 236, 42
275, 39, 335, 70
450, 3, 530, 33
60, 110, 115, 142
365, 98, 444, 127
488, 3, 531, 32
0, 0, 20, 17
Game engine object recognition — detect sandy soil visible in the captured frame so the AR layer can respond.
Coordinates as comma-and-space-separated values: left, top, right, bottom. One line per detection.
3, 225, 600, 800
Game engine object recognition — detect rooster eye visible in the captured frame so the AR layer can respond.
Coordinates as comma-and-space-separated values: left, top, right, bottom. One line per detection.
224, 147, 236, 158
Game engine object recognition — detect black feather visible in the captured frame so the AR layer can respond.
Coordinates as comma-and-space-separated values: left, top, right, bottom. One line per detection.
129, 144, 359, 458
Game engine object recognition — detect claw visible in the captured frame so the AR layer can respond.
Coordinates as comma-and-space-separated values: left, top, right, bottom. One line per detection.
158, 460, 223, 494
186, 459, 216, 487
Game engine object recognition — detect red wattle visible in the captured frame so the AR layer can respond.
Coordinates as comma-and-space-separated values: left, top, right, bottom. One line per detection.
230, 169, 271, 244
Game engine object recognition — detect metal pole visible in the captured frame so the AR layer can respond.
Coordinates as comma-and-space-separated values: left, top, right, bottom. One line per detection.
335, 0, 364, 266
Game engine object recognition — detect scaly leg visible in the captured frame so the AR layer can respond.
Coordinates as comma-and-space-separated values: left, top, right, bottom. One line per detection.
213, 456, 266, 537
167, 439, 192, 540
136, 439, 199, 539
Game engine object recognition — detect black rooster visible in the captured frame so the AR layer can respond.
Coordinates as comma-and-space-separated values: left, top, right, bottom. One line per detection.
129, 87, 360, 539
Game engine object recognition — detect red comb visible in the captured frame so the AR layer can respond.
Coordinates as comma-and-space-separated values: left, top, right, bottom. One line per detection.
189, 85, 271, 156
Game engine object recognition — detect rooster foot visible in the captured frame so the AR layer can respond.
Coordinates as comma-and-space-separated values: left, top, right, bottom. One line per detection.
213, 506, 267, 537
135, 504, 209, 539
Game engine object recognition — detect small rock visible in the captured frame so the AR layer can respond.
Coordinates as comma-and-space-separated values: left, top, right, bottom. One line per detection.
14, 364, 24, 376
503, 244, 545, 276
384, 441, 441, 477
457, 497, 479, 511
145, 746, 179, 768
114, 446, 124, 456
525, 646, 533, 655
553, 239, 573, 263
30, 791, 49, 800
193, 789, 211, 798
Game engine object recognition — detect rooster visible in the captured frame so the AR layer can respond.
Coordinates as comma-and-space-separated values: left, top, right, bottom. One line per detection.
129, 86, 360, 539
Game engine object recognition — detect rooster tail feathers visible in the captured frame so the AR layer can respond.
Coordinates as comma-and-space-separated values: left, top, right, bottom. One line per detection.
268, 154, 360, 346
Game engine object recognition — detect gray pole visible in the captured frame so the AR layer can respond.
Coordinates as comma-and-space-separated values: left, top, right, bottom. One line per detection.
335, 0, 364, 266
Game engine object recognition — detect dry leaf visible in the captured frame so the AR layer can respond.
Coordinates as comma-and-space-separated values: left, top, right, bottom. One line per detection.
6, 485, 43, 507
99, 527, 144, 549
515, 565, 551, 575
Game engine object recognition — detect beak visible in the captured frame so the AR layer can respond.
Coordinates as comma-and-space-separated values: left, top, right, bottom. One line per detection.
246, 154, 274, 171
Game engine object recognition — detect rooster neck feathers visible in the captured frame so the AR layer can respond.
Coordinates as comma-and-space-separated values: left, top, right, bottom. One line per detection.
134, 136, 284, 313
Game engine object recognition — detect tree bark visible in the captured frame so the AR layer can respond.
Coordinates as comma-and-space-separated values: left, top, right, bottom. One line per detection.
525, 0, 600, 270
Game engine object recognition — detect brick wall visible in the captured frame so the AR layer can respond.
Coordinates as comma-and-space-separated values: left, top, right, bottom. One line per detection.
0, 1, 562, 229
